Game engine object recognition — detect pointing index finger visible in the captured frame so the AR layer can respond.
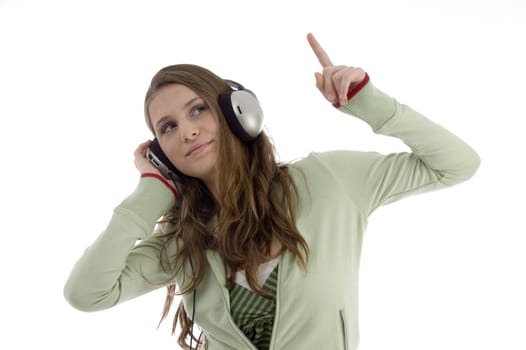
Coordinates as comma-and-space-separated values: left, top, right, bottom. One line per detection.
307, 32, 334, 68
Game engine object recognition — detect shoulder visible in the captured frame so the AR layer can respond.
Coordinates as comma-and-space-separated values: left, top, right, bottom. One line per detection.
289, 150, 382, 172
286, 150, 387, 199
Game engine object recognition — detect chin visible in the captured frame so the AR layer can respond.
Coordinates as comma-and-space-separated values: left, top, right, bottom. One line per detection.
189, 166, 216, 181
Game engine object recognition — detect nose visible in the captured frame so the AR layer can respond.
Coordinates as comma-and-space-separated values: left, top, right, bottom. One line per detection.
180, 122, 200, 143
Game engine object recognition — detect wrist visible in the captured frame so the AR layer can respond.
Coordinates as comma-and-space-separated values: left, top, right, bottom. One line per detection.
141, 173, 179, 198
332, 72, 370, 108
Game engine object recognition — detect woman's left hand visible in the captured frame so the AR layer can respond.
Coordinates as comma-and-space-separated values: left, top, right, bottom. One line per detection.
307, 33, 366, 106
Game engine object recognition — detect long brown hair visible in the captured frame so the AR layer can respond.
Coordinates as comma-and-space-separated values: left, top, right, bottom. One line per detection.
144, 64, 309, 349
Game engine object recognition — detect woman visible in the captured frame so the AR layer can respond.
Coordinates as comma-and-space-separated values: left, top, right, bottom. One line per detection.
64, 33, 480, 350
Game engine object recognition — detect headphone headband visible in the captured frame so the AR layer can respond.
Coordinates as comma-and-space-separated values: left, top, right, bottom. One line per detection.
224, 79, 245, 91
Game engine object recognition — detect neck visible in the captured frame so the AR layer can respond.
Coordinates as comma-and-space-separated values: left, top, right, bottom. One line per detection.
203, 177, 219, 202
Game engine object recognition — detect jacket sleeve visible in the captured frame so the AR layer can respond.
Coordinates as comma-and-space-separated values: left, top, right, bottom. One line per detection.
63, 177, 177, 312
319, 75, 481, 215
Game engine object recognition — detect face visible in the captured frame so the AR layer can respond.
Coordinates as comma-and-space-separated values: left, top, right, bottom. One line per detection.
148, 84, 220, 187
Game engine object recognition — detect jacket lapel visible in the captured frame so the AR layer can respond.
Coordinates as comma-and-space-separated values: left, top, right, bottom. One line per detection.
205, 250, 230, 310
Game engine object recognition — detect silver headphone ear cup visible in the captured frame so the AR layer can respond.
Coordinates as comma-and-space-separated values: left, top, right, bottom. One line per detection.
229, 90, 264, 140
218, 87, 264, 142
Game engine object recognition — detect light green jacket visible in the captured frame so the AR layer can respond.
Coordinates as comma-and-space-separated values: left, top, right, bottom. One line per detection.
64, 78, 480, 350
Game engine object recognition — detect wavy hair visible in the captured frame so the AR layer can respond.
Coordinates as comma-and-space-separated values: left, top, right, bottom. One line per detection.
144, 64, 309, 349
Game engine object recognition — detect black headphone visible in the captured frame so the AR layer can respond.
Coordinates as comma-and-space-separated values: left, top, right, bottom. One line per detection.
147, 80, 264, 181
218, 79, 264, 142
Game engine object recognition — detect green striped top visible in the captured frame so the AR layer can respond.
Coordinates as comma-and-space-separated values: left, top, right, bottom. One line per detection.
229, 265, 279, 350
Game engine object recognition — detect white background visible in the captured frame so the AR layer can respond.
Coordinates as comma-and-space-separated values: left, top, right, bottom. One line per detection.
1, 0, 525, 349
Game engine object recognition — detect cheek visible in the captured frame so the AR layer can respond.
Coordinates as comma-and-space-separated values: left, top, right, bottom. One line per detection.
205, 111, 220, 134
159, 138, 181, 165
169, 150, 184, 168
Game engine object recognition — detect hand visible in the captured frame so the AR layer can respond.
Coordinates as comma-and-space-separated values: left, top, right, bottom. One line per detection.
307, 33, 366, 106
134, 140, 178, 195
134, 140, 162, 175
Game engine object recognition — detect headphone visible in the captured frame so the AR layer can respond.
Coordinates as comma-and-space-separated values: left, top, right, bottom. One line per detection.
218, 79, 264, 142
147, 79, 264, 181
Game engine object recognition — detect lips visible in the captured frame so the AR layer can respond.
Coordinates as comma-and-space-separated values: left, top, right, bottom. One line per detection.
186, 141, 211, 156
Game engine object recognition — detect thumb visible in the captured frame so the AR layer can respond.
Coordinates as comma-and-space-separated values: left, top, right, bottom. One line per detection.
314, 72, 324, 94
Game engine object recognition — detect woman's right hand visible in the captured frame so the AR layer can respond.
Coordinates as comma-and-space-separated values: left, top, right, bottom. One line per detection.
134, 140, 162, 175
134, 140, 179, 195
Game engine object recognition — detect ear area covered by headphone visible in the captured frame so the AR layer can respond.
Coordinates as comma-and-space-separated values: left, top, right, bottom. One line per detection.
218, 80, 264, 142
147, 138, 184, 180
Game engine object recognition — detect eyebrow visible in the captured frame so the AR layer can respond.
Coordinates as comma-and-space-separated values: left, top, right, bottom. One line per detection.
155, 96, 202, 129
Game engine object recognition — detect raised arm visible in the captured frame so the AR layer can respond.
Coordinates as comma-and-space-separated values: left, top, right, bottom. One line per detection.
306, 33, 480, 213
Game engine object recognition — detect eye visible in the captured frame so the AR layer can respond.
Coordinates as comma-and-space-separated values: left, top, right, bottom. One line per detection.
190, 104, 207, 117
160, 122, 177, 134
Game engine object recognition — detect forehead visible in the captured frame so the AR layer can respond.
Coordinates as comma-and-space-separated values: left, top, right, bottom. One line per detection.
148, 84, 199, 121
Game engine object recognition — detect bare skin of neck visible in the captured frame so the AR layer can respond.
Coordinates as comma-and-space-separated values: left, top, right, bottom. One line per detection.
269, 238, 283, 260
